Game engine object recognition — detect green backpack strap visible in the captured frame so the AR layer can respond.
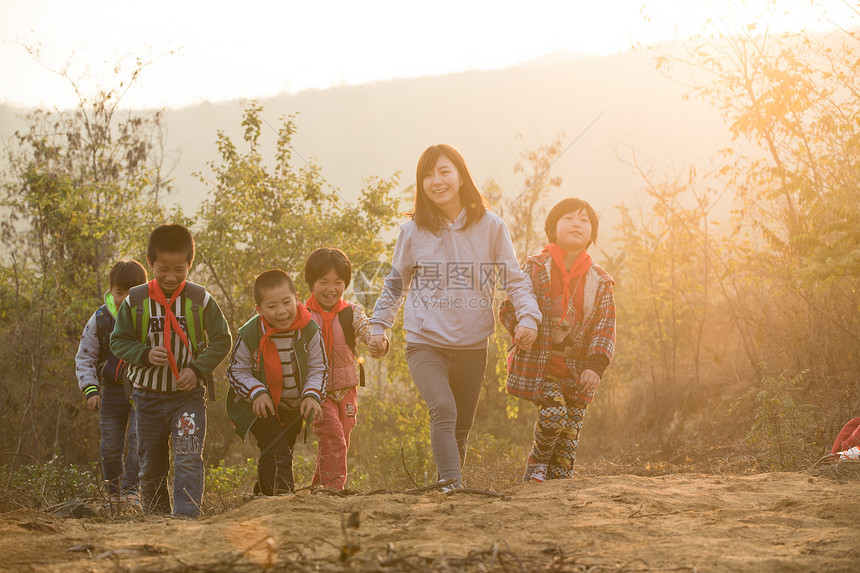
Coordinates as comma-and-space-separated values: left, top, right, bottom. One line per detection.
124, 284, 150, 399
127, 284, 150, 344
184, 282, 207, 353
184, 282, 216, 401
336, 304, 365, 387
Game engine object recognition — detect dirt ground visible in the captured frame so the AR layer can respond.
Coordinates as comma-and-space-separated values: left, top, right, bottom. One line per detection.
1, 469, 857, 572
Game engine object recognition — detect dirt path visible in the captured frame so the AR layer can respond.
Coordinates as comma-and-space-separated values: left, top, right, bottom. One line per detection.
1, 472, 857, 572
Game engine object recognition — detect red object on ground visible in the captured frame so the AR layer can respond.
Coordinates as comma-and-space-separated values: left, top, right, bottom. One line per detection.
831, 417, 860, 454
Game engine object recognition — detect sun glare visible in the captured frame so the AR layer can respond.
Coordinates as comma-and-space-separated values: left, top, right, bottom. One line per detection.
0, 0, 856, 109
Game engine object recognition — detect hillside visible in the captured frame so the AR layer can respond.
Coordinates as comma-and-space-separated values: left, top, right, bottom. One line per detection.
0, 47, 730, 235
1, 470, 856, 572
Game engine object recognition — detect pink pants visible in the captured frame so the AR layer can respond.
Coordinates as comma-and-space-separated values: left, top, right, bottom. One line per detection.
311, 386, 358, 490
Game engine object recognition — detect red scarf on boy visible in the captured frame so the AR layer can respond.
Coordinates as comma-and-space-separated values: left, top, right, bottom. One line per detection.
258, 303, 312, 409
148, 279, 192, 380
306, 294, 350, 358
544, 244, 592, 323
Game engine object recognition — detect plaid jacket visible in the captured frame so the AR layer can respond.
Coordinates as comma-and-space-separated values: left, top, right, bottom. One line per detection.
499, 250, 616, 403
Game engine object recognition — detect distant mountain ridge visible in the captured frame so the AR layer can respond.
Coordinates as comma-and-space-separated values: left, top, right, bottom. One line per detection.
0, 46, 732, 243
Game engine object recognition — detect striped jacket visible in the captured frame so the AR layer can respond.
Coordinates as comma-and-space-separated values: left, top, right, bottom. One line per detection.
110, 282, 232, 393
499, 250, 616, 404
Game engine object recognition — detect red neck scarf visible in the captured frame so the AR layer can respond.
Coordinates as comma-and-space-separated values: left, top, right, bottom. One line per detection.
148, 279, 191, 379
545, 244, 592, 323
258, 303, 312, 410
306, 294, 350, 358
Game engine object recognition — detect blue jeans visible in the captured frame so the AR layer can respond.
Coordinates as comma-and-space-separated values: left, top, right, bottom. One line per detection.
132, 387, 206, 518
99, 382, 139, 495
405, 344, 488, 485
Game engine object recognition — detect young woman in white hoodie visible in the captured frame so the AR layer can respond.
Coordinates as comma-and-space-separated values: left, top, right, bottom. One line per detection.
369, 144, 541, 489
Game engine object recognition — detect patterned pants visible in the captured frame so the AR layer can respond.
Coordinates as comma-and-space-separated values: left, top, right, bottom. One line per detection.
527, 376, 587, 480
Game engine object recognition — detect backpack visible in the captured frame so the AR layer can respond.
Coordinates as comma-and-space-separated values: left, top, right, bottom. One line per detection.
95, 306, 125, 384
336, 304, 365, 387
125, 282, 216, 400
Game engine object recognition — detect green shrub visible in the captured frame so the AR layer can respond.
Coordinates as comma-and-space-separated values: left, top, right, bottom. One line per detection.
735, 370, 817, 470
4, 451, 99, 510
347, 388, 433, 490
204, 457, 257, 513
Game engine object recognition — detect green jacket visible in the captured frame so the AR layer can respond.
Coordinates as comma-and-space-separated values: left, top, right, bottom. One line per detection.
225, 315, 327, 439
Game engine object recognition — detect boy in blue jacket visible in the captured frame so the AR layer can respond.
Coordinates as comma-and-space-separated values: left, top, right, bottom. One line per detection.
75, 259, 147, 500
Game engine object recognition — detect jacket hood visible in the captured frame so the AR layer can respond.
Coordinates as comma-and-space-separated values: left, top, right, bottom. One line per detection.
104, 292, 119, 318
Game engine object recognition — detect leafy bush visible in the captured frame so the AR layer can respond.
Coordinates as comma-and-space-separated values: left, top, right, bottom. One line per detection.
204, 457, 257, 513
735, 370, 817, 470
3, 451, 99, 510
347, 388, 433, 490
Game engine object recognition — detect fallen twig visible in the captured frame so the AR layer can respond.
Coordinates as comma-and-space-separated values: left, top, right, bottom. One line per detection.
404, 479, 456, 494
400, 440, 419, 489
444, 487, 504, 498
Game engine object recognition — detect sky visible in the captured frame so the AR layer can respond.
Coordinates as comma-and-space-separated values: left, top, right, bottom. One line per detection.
1, 0, 857, 110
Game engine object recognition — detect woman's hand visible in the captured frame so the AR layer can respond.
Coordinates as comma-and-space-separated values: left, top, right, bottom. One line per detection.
369, 334, 390, 357
513, 324, 538, 351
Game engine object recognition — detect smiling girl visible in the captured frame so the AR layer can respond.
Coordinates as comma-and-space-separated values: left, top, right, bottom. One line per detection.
369, 144, 541, 490
304, 247, 383, 490
500, 197, 616, 482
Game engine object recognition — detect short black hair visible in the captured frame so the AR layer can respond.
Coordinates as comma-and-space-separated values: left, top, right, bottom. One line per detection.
147, 224, 195, 265
544, 197, 599, 247
109, 259, 148, 290
303, 247, 352, 289
254, 269, 297, 305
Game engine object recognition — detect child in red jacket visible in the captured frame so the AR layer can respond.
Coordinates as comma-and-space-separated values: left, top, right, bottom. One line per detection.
304, 248, 386, 490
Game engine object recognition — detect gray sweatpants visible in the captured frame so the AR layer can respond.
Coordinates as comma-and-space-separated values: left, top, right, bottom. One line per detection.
406, 343, 488, 485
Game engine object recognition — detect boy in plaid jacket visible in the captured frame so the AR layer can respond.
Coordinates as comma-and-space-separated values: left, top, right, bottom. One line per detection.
500, 197, 616, 482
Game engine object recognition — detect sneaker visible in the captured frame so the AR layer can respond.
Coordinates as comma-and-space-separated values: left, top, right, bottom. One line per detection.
530, 464, 548, 483
439, 480, 463, 494
838, 446, 860, 460
100, 496, 121, 512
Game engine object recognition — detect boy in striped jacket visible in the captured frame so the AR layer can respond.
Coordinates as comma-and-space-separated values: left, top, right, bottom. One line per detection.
226, 269, 327, 496
110, 224, 232, 517
500, 197, 616, 483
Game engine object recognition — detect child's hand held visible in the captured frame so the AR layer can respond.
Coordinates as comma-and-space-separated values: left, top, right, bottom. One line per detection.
368, 334, 384, 356
368, 334, 390, 358
513, 324, 538, 351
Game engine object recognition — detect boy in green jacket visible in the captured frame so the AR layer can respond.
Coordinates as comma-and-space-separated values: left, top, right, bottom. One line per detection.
226, 269, 326, 495
111, 224, 232, 517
